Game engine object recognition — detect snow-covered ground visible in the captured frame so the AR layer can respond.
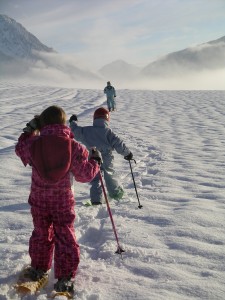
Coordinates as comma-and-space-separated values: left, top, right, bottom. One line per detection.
0, 82, 225, 300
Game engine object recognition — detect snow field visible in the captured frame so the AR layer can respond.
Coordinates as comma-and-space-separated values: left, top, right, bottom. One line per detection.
0, 82, 225, 299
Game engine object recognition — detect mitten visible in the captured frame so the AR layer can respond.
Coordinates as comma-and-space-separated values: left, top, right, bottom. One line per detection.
90, 147, 102, 165
69, 114, 78, 123
124, 152, 133, 161
23, 116, 40, 133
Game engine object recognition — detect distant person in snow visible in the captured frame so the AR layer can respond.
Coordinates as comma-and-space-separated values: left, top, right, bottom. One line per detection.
69, 107, 133, 205
104, 81, 116, 111
15, 105, 100, 295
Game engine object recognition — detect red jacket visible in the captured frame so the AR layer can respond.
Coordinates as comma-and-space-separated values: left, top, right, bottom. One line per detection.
15, 124, 99, 210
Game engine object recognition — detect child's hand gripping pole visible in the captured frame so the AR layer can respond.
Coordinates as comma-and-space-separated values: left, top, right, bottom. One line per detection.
90, 147, 102, 165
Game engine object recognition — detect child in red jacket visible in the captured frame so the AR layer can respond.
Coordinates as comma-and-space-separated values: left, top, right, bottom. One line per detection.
15, 105, 101, 294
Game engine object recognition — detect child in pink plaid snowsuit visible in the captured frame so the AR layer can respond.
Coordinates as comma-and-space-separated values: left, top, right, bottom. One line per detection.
15, 106, 100, 281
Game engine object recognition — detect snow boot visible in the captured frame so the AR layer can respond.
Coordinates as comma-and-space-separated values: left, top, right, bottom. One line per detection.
24, 266, 48, 281
109, 186, 124, 200
54, 277, 74, 295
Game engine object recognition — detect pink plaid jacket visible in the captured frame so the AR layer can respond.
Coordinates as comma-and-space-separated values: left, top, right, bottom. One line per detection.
15, 124, 99, 210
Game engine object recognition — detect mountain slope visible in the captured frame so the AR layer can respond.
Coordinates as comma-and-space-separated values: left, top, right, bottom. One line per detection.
0, 14, 101, 85
98, 60, 141, 81
0, 14, 55, 61
141, 36, 225, 77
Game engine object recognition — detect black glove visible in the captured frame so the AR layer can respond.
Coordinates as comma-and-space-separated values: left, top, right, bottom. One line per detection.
124, 152, 133, 161
90, 147, 102, 165
69, 114, 78, 123
23, 116, 40, 133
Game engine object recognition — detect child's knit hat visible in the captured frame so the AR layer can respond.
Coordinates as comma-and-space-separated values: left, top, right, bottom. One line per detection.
94, 107, 110, 121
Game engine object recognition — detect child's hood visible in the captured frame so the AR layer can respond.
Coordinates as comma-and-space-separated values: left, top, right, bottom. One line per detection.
30, 124, 73, 182
93, 118, 109, 127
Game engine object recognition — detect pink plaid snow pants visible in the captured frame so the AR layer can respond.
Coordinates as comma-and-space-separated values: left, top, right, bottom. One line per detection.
29, 205, 80, 279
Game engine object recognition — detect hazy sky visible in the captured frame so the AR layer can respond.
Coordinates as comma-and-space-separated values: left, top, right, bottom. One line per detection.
1, 0, 225, 70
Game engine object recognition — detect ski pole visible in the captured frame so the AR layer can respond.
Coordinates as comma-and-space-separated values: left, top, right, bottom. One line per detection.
128, 159, 143, 209
99, 171, 125, 256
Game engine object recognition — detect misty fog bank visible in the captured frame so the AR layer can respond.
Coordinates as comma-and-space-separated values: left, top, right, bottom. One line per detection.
1, 51, 225, 90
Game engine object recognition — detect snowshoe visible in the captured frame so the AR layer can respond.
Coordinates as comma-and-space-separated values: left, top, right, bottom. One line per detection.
15, 266, 48, 295
84, 200, 102, 206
